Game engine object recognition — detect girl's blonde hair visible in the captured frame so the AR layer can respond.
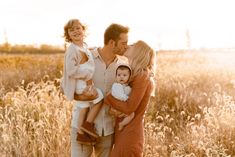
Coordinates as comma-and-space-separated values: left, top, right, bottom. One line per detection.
63, 19, 87, 42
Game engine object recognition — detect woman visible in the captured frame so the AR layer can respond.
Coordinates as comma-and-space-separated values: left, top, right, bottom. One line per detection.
104, 40, 156, 157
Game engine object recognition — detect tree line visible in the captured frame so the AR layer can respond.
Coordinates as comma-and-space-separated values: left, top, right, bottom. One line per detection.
0, 42, 64, 54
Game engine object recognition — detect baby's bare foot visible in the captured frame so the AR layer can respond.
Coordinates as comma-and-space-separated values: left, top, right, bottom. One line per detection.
118, 125, 124, 131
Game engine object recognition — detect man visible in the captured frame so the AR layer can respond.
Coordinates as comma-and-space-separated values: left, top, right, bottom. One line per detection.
71, 23, 129, 157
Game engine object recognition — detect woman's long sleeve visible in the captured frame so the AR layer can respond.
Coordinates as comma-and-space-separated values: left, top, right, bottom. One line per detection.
105, 72, 149, 115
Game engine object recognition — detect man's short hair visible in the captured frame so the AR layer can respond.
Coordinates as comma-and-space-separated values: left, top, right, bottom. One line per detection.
104, 23, 129, 45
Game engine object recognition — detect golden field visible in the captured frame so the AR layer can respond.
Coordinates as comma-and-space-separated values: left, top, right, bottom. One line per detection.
1, 50, 235, 157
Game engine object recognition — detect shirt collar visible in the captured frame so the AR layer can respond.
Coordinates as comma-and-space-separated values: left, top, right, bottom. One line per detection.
91, 47, 100, 58
92, 47, 119, 63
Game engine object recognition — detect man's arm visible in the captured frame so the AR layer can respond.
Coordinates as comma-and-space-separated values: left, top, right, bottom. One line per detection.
74, 85, 98, 101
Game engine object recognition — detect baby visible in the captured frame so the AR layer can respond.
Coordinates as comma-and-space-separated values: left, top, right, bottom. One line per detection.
111, 64, 135, 130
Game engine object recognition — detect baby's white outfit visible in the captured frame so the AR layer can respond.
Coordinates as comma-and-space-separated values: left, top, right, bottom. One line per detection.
111, 83, 131, 101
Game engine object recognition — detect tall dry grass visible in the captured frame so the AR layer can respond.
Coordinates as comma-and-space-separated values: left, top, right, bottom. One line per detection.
0, 54, 63, 92
1, 51, 235, 156
144, 51, 235, 157
0, 80, 71, 156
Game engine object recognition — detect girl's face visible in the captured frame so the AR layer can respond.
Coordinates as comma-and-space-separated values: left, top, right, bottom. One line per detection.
68, 21, 84, 43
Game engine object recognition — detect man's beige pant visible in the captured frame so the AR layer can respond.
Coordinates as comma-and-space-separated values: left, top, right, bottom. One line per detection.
71, 127, 114, 157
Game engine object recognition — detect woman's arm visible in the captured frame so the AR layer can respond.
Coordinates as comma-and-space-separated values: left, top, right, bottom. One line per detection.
104, 72, 150, 115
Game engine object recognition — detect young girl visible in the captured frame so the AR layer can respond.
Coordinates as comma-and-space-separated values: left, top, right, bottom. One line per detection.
61, 19, 103, 145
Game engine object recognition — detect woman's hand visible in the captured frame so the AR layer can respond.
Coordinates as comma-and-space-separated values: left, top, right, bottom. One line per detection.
74, 85, 98, 101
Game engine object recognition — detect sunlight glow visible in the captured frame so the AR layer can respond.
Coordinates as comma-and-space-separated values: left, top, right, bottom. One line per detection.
0, 0, 235, 50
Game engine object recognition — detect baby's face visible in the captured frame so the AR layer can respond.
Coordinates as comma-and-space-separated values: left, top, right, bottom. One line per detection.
116, 69, 130, 84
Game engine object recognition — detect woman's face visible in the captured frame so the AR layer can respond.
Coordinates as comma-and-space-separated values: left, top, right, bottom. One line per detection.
124, 45, 134, 59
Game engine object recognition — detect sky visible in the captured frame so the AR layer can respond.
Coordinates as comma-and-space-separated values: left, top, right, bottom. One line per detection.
0, 0, 235, 50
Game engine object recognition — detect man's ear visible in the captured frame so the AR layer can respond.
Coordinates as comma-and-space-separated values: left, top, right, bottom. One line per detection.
108, 39, 115, 48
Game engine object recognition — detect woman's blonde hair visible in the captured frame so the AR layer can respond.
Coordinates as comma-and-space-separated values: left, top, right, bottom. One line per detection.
129, 40, 156, 96
129, 40, 156, 78
63, 19, 87, 42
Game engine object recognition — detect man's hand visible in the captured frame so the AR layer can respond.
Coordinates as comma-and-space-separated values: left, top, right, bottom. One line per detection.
109, 107, 126, 117
74, 85, 98, 101
83, 85, 98, 97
